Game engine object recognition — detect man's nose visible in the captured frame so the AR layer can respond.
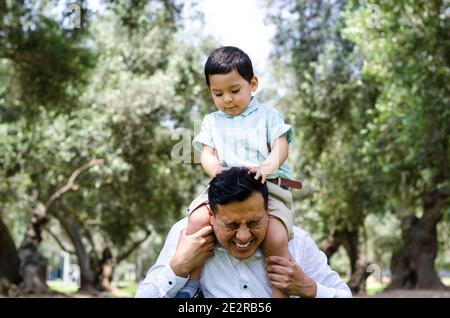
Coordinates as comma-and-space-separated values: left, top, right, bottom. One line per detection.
235, 226, 251, 242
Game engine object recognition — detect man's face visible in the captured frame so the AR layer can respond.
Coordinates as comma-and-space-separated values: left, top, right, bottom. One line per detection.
209, 192, 268, 260
208, 70, 258, 117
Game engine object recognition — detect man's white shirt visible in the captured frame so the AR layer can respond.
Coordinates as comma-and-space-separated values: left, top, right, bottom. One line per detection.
135, 218, 352, 298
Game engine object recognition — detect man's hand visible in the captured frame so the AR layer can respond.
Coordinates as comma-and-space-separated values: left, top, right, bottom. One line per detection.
266, 255, 317, 298
170, 226, 215, 278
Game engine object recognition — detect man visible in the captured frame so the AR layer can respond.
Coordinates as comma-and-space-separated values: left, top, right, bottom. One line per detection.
135, 167, 351, 298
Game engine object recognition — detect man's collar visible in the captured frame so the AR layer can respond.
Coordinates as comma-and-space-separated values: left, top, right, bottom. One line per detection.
217, 97, 259, 118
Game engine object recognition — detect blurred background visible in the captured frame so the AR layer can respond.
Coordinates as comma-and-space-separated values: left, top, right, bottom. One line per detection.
0, 0, 449, 297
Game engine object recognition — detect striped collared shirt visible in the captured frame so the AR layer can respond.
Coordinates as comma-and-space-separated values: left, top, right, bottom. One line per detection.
192, 97, 293, 179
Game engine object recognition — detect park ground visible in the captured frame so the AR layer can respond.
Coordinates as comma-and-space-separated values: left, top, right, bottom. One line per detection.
4, 277, 449, 298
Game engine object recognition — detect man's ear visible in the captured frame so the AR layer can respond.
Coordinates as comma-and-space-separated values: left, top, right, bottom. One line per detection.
206, 204, 213, 217
206, 204, 214, 226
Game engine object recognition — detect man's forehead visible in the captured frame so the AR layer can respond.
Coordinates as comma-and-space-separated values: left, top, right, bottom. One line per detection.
215, 193, 266, 218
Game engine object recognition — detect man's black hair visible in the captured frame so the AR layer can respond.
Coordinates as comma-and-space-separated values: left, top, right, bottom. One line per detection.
208, 167, 268, 214
204, 46, 254, 87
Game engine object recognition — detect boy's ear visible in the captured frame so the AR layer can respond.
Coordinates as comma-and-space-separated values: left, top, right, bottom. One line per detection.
250, 76, 258, 92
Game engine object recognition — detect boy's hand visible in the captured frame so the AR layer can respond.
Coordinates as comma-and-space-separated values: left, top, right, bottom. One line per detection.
246, 163, 274, 183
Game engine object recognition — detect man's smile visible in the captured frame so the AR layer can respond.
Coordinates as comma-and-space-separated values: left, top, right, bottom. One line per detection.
233, 239, 253, 250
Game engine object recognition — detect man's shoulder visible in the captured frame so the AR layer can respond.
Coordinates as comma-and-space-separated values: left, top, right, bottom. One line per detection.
169, 217, 188, 233
289, 226, 319, 261
291, 226, 312, 243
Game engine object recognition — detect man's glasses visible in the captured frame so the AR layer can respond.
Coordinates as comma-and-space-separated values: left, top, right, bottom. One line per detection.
213, 214, 269, 232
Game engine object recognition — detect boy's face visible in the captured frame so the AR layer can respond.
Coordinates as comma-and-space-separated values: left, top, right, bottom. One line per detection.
208, 70, 258, 116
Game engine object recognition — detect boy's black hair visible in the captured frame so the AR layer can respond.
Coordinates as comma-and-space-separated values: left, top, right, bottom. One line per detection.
204, 46, 254, 87
208, 167, 268, 215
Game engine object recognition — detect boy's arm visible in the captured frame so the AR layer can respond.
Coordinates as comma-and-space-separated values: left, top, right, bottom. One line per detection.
201, 144, 223, 178
250, 135, 288, 183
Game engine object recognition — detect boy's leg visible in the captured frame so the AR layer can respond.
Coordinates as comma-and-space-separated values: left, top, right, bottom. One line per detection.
175, 204, 210, 298
264, 181, 294, 298
186, 204, 211, 280
262, 216, 290, 298
176, 189, 210, 298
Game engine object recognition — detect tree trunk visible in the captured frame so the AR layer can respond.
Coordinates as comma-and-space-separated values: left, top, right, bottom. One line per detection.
0, 218, 21, 295
341, 229, 369, 294
17, 202, 50, 294
54, 207, 98, 292
135, 254, 143, 282
320, 228, 370, 295
388, 191, 448, 290
97, 247, 115, 292
55, 206, 118, 292
320, 230, 342, 260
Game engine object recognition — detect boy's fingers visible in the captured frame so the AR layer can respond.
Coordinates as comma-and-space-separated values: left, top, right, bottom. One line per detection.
245, 166, 256, 173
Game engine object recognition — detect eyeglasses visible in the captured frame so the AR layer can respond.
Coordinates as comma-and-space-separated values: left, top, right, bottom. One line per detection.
213, 214, 269, 232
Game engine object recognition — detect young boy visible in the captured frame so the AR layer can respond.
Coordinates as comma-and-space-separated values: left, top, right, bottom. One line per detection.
176, 46, 301, 298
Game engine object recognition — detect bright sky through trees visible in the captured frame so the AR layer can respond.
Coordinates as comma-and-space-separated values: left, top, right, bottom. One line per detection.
200, 0, 275, 76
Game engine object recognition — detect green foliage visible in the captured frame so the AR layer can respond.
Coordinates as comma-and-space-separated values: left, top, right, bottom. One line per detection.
0, 1, 95, 119
268, 0, 383, 239
0, 1, 210, 266
2, 0, 447, 285
268, 0, 449, 270
343, 0, 450, 215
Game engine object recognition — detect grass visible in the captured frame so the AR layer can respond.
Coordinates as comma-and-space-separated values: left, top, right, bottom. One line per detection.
362, 276, 390, 296
47, 280, 137, 297
48, 276, 450, 298
47, 280, 79, 295
365, 282, 389, 296
116, 281, 137, 297
364, 276, 450, 296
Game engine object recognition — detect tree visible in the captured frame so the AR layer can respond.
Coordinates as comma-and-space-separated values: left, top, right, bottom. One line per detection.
268, 0, 449, 293
267, 0, 382, 294
343, 0, 450, 290
0, 0, 95, 294
0, 218, 20, 295
1, 0, 212, 295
